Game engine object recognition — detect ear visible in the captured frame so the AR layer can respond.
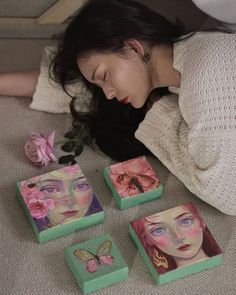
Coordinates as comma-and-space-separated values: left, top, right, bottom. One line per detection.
123, 39, 145, 57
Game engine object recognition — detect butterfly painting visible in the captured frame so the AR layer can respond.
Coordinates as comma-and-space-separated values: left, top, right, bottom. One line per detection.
74, 240, 114, 273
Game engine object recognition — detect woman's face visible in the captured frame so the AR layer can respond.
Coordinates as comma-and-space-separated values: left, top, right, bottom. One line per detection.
77, 49, 152, 109
145, 206, 203, 259
38, 175, 92, 225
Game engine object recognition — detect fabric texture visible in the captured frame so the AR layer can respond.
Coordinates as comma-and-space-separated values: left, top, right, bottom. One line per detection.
29, 46, 92, 113
1, 95, 236, 295
135, 32, 236, 215
1, 37, 236, 295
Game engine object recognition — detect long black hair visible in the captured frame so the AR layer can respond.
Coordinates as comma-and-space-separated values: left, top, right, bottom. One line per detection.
50, 0, 189, 161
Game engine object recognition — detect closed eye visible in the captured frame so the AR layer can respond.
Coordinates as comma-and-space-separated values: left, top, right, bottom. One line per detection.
103, 72, 107, 81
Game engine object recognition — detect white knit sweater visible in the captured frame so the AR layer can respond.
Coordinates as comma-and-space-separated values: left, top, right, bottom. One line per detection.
135, 32, 236, 215
30, 32, 236, 215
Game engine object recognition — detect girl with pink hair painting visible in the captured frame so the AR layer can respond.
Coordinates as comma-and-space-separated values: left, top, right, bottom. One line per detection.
131, 203, 222, 274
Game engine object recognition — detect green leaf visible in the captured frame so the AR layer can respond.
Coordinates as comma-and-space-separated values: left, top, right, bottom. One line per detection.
61, 141, 76, 152
72, 120, 83, 128
64, 129, 78, 139
74, 145, 83, 156
58, 155, 75, 164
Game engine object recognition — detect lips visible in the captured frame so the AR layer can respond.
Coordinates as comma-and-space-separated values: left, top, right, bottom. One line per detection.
177, 244, 191, 251
119, 97, 129, 104
62, 210, 78, 217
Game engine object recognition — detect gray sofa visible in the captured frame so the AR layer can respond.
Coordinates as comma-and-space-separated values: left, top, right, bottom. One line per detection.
0, 1, 236, 294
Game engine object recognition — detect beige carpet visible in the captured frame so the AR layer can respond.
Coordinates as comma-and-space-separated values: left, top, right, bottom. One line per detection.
0, 39, 236, 295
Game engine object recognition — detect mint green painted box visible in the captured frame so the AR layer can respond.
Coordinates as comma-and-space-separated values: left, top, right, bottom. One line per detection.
16, 164, 104, 243
129, 202, 223, 285
64, 233, 129, 294
103, 156, 163, 209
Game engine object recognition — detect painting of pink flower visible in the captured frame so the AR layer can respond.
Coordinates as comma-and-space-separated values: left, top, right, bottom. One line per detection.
109, 156, 160, 198
21, 181, 45, 203
27, 198, 54, 219
20, 181, 55, 219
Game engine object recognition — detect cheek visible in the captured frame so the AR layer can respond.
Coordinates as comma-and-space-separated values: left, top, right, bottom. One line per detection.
52, 198, 61, 208
153, 235, 171, 248
184, 226, 202, 237
76, 192, 92, 206
113, 62, 140, 87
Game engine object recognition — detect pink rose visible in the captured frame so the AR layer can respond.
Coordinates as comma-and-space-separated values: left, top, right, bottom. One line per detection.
21, 181, 45, 203
27, 198, 55, 219
24, 130, 57, 167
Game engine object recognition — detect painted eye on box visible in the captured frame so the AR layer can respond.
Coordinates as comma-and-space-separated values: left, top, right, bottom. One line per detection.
73, 183, 90, 192
180, 217, 194, 226
151, 227, 166, 237
40, 186, 59, 194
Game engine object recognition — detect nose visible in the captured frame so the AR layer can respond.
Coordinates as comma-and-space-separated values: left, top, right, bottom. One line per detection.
102, 85, 116, 100
171, 227, 185, 243
60, 195, 76, 208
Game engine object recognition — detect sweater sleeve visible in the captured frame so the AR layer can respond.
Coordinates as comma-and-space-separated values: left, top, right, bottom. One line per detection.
29, 46, 92, 113
135, 94, 236, 215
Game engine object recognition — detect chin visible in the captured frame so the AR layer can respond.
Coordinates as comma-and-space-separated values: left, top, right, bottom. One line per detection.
131, 101, 146, 109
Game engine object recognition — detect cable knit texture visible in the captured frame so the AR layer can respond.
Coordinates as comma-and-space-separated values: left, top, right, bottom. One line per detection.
30, 46, 92, 113
135, 32, 236, 215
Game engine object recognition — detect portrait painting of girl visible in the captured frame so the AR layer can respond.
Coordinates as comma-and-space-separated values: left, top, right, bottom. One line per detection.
130, 203, 222, 278
19, 164, 103, 232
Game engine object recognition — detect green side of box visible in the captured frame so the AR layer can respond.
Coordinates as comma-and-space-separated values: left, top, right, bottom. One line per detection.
129, 223, 223, 285
128, 223, 160, 283
16, 183, 104, 243
64, 233, 129, 294
103, 167, 163, 210
83, 265, 128, 294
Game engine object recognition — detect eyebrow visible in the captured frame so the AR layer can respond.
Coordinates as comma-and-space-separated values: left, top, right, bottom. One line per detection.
40, 179, 62, 185
40, 179, 62, 186
174, 212, 191, 220
90, 65, 99, 81
72, 177, 88, 183
146, 222, 162, 229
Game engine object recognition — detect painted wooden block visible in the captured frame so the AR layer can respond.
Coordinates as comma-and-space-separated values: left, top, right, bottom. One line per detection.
129, 202, 223, 285
64, 233, 129, 294
103, 156, 163, 209
16, 164, 104, 243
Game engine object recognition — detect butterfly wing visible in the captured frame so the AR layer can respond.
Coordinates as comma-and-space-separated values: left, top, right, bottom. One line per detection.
99, 255, 114, 265
74, 248, 94, 262
86, 258, 98, 273
96, 240, 114, 267
97, 240, 112, 256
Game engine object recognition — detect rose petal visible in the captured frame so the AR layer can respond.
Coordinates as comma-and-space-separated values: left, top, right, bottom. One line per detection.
46, 130, 55, 149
